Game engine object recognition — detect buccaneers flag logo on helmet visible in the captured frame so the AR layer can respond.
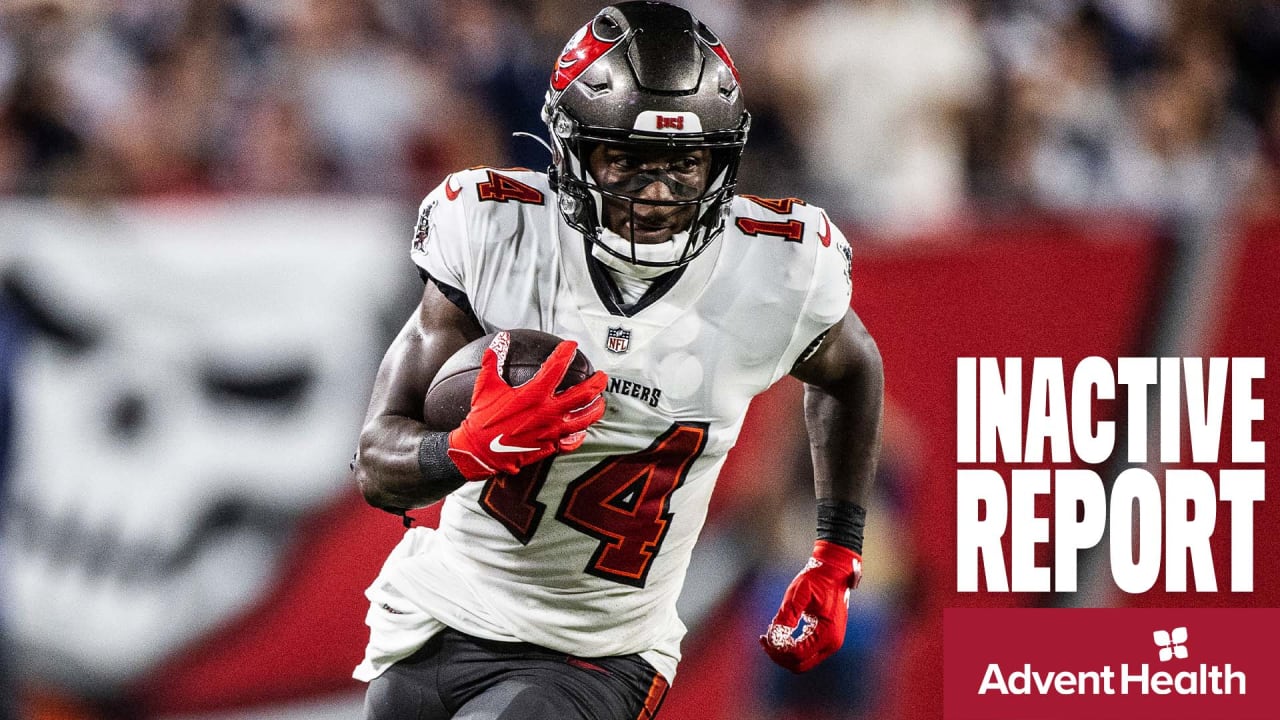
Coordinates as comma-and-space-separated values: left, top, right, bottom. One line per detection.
551, 16, 623, 92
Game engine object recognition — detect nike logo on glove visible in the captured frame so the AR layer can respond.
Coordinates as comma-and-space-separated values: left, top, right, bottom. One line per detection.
489, 435, 540, 453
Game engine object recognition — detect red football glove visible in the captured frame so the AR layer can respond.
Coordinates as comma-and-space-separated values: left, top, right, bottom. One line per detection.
447, 338, 607, 480
759, 540, 863, 673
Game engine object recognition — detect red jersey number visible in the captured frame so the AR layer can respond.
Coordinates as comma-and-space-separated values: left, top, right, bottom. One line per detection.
736, 195, 807, 242
557, 423, 708, 587
735, 217, 805, 242
479, 461, 551, 545
478, 422, 709, 588
476, 171, 545, 205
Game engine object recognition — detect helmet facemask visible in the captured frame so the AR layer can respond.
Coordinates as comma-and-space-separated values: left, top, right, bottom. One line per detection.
549, 112, 747, 270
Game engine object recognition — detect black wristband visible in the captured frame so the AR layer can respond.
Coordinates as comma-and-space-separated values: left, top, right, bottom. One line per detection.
418, 431, 466, 489
817, 499, 867, 554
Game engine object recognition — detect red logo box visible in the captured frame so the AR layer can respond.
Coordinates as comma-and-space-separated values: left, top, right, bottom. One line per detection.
944, 608, 1278, 719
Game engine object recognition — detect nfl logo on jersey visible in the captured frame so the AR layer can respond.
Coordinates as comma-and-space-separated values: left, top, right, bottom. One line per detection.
606, 327, 631, 354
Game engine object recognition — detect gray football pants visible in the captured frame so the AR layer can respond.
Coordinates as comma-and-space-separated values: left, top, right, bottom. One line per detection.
363, 628, 668, 720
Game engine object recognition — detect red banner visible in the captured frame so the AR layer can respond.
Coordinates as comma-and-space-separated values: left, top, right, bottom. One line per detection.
944, 608, 1279, 719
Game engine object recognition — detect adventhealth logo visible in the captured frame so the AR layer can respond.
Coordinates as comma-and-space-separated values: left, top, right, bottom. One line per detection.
1154, 626, 1189, 662
978, 625, 1246, 697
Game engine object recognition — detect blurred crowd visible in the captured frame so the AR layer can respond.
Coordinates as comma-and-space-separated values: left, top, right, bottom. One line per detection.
1, 0, 1278, 234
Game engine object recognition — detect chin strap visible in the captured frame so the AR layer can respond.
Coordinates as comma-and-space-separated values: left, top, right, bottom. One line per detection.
591, 227, 687, 279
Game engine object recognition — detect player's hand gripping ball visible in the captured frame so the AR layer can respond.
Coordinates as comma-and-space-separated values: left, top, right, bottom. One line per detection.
426, 329, 607, 480
760, 540, 863, 673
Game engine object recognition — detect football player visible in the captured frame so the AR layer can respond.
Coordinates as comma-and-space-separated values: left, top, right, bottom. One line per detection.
351, 2, 883, 718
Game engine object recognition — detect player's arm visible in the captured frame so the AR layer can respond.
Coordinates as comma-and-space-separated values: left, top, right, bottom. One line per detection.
760, 307, 884, 673
352, 281, 483, 512
792, 307, 883, 509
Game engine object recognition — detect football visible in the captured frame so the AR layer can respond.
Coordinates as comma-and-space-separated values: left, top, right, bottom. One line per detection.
422, 329, 595, 431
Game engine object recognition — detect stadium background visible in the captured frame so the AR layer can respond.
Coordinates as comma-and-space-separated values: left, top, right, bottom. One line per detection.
0, 0, 1277, 718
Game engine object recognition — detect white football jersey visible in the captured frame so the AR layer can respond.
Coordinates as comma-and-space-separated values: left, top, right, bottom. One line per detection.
355, 168, 853, 684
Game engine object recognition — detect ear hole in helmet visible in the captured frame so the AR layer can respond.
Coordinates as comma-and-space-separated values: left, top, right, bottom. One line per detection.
554, 112, 575, 139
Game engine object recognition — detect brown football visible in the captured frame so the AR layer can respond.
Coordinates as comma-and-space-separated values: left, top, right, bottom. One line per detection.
422, 329, 595, 431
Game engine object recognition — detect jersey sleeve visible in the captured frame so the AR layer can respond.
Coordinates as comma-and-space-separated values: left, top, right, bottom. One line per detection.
410, 172, 473, 295
773, 208, 854, 381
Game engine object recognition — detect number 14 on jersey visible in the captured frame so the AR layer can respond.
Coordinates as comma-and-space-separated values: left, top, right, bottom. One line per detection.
480, 422, 708, 588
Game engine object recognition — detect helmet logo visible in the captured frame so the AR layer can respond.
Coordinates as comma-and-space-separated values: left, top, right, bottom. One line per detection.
551, 22, 621, 92
634, 111, 703, 134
